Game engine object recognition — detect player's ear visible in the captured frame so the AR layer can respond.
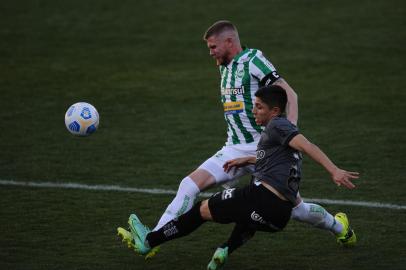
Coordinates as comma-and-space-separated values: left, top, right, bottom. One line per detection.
225, 37, 233, 46
271, 106, 281, 116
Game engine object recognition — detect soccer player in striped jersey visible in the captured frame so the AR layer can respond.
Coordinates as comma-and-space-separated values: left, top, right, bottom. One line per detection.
148, 20, 353, 252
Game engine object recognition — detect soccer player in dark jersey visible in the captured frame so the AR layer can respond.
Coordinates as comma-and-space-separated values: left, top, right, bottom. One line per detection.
118, 85, 359, 269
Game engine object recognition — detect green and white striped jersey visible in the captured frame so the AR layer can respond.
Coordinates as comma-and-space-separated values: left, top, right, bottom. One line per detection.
219, 47, 279, 145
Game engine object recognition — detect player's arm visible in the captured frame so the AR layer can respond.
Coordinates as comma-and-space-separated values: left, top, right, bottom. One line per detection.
272, 78, 298, 126
288, 134, 359, 189
259, 72, 298, 126
252, 52, 298, 125
223, 156, 256, 173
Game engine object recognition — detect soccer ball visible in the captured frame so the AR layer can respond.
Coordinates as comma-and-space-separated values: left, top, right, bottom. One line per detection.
65, 102, 99, 136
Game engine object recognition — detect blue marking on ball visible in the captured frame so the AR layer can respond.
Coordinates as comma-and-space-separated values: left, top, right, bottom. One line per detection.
86, 124, 97, 134
80, 107, 92, 120
67, 106, 75, 117
69, 121, 80, 132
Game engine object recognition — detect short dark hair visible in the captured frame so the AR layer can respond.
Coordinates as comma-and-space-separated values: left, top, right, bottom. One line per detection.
255, 85, 287, 114
203, 20, 238, 40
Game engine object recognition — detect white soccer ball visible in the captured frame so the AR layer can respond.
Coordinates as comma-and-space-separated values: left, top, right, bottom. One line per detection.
65, 102, 99, 136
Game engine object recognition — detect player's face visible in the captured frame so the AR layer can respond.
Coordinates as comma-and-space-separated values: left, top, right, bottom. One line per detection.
206, 35, 231, 66
253, 97, 274, 126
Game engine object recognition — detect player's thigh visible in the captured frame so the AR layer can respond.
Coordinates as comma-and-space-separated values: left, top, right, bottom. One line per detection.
207, 185, 252, 224
198, 145, 255, 184
208, 184, 293, 231
253, 185, 293, 231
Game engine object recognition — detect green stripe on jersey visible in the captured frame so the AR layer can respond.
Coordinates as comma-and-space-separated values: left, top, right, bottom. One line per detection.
252, 56, 272, 75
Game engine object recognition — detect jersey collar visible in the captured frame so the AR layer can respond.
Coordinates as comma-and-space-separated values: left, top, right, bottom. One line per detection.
233, 46, 249, 63
224, 47, 249, 68
222, 46, 249, 67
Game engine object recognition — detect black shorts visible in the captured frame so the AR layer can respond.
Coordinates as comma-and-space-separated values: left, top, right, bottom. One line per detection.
208, 183, 293, 232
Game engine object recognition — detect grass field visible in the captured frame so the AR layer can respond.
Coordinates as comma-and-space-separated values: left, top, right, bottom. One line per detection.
1, 0, 405, 269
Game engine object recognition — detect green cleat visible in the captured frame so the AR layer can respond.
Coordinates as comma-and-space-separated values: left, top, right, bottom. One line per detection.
128, 213, 152, 255
335, 212, 357, 247
117, 225, 160, 259
207, 247, 228, 270
117, 214, 160, 259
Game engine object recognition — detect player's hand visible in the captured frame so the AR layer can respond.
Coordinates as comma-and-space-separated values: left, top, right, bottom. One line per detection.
223, 157, 255, 173
331, 168, 359, 189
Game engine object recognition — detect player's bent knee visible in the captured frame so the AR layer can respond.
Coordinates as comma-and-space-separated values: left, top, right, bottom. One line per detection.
189, 169, 216, 190
291, 201, 309, 221
199, 199, 213, 221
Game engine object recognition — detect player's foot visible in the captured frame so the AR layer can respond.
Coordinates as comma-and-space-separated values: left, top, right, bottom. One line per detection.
127, 213, 152, 255
207, 247, 228, 270
118, 215, 160, 259
335, 212, 357, 247
117, 225, 159, 259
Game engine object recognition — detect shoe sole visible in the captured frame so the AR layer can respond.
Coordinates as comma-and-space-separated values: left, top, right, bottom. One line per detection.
117, 227, 135, 249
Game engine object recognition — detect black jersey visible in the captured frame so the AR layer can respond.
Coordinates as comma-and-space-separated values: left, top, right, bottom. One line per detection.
252, 117, 302, 203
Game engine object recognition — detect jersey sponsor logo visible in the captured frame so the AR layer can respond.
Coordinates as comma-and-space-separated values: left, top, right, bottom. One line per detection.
221, 188, 235, 200
223, 101, 244, 115
256, 150, 265, 160
221, 87, 245, 96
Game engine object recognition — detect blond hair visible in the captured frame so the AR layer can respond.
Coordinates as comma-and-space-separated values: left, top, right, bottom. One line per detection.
203, 20, 239, 42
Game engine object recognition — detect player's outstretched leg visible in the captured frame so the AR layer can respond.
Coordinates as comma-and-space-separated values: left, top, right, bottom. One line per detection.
335, 212, 357, 247
207, 247, 228, 270
153, 176, 200, 231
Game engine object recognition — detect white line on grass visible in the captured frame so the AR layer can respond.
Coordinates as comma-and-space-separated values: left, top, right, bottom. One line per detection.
1, 179, 405, 210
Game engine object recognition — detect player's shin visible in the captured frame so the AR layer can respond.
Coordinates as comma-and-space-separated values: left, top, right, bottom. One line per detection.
221, 223, 256, 254
146, 201, 206, 248
153, 177, 200, 231
291, 201, 343, 234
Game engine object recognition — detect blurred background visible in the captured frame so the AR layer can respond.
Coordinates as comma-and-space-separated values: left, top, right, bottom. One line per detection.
0, 0, 405, 269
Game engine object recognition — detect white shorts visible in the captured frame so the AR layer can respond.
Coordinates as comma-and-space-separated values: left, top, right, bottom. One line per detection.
198, 142, 258, 185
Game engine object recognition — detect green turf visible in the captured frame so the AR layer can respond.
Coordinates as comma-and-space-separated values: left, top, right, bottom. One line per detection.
1, 0, 405, 269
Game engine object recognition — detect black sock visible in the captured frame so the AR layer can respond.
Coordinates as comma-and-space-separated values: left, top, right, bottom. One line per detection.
220, 223, 256, 254
146, 202, 206, 248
